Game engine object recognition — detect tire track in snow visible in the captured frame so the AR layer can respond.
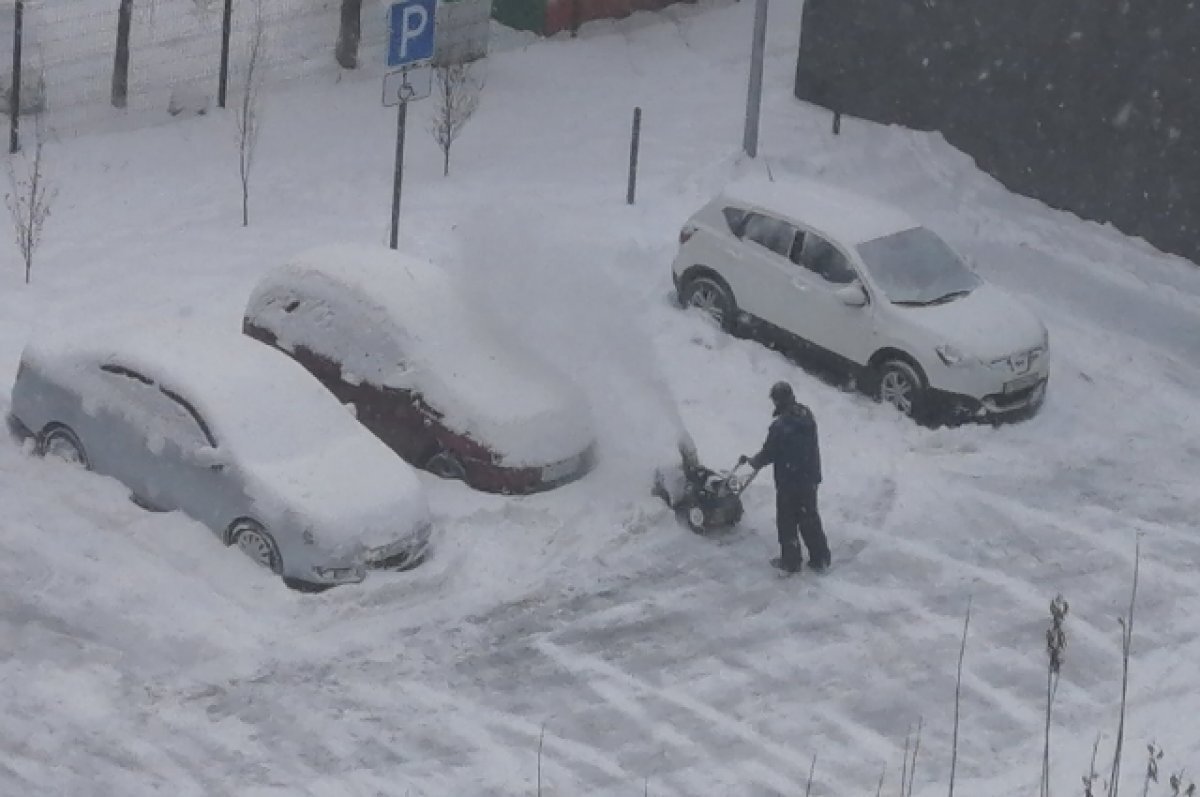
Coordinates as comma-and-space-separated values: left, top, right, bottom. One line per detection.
534, 638, 823, 793
845, 524, 1117, 654
949, 477, 1200, 595
389, 677, 641, 790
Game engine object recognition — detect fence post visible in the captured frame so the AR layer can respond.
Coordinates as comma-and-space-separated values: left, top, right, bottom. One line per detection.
218, 0, 233, 108
9, 0, 23, 153
626, 106, 641, 205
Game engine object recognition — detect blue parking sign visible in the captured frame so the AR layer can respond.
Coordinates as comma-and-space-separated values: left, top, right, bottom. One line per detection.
387, 0, 437, 68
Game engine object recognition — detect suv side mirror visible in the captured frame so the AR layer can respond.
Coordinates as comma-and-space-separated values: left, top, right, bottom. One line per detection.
191, 445, 228, 472
835, 283, 868, 307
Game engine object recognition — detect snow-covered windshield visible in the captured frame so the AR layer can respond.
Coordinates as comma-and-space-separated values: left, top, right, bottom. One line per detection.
856, 227, 982, 306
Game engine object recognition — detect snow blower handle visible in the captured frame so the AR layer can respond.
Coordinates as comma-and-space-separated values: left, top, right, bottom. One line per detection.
725, 459, 760, 495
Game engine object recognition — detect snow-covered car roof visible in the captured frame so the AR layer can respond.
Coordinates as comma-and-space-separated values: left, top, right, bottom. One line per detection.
23, 321, 409, 467
720, 176, 920, 246
245, 244, 595, 467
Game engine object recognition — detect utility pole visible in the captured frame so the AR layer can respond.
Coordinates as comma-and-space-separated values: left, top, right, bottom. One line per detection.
10, 0, 23, 153
218, 0, 233, 108
742, 0, 769, 158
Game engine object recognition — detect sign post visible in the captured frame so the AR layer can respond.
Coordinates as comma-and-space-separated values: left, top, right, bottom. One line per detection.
384, 0, 437, 250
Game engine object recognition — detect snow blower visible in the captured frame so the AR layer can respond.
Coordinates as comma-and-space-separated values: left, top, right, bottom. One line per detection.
652, 434, 759, 534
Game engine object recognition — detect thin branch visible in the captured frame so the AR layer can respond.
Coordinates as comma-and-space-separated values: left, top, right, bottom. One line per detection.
805, 753, 817, 797
948, 596, 972, 797
1108, 539, 1141, 797
537, 721, 545, 796
907, 717, 923, 797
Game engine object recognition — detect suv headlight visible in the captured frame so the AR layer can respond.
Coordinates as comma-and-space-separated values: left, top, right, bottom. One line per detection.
936, 343, 967, 366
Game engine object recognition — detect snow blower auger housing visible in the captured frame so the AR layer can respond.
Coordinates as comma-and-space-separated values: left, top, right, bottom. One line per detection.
652, 438, 757, 534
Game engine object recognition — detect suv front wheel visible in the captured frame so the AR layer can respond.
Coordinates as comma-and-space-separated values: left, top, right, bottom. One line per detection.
681, 274, 737, 332
876, 358, 926, 419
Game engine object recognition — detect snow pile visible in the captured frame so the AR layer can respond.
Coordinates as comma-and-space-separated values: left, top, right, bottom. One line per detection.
245, 243, 596, 467
452, 203, 697, 484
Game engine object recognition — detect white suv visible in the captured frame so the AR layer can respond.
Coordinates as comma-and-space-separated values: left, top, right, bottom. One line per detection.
671, 178, 1049, 422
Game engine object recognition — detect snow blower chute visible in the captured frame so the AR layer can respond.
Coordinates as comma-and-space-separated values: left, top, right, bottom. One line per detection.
652, 433, 758, 534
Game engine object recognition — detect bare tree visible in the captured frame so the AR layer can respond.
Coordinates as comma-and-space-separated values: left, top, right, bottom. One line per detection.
5, 113, 56, 284
428, 62, 484, 177
335, 0, 362, 69
234, 3, 267, 227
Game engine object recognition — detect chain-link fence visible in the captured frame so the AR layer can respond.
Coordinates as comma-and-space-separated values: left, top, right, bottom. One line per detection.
2, 0, 490, 140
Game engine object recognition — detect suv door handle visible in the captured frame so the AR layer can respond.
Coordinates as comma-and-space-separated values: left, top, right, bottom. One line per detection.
790, 279, 809, 291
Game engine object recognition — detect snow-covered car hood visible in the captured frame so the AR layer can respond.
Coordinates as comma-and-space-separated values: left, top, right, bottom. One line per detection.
240, 435, 431, 557
395, 336, 594, 468
894, 283, 1047, 361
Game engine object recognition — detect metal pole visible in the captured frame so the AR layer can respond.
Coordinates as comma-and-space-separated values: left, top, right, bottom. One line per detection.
389, 100, 408, 250
218, 0, 233, 108
742, 0, 769, 158
626, 106, 641, 205
10, 0, 23, 153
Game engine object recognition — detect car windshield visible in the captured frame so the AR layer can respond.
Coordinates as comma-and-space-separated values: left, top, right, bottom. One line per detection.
856, 227, 982, 306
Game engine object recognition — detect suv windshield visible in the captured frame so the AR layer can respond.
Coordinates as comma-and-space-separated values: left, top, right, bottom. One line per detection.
856, 227, 982, 306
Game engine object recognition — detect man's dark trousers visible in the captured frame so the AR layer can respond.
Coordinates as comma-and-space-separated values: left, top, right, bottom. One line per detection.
776, 483, 830, 570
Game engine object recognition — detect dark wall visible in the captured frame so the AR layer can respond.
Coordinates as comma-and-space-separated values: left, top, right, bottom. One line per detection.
794, 0, 1200, 265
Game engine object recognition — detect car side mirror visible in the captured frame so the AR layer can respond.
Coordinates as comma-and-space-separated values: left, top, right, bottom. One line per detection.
192, 445, 227, 472
835, 283, 868, 307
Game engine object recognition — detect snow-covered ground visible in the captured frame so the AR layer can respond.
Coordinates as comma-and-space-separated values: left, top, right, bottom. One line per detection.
3, 0, 1200, 794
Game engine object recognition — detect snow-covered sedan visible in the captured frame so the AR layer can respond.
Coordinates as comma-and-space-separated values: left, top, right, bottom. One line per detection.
671, 177, 1049, 422
242, 244, 597, 494
7, 324, 433, 590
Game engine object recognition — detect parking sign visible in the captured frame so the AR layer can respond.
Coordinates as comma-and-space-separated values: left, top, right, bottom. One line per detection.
387, 0, 437, 68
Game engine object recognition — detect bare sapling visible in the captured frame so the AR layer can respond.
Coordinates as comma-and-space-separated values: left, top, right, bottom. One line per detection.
805, 753, 816, 797
1108, 540, 1141, 797
1143, 744, 1163, 797
235, 1, 267, 226
1084, 735, 1103, 797
428, 61, 483, 177
948, 596, 972, 797
536, 721, 545, 796
5, 112, 56, 284
906, 717, 924, 797
1042, 594, 1070, 797
1169, 770, 1196, 797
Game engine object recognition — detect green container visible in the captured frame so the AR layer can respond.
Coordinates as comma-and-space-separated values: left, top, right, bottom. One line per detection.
491, 0, 546, 33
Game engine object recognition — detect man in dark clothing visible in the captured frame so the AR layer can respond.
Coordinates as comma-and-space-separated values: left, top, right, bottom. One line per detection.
739, 381, 831, 574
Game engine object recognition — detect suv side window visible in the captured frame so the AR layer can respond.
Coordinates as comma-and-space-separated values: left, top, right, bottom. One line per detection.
160, 387, 216, 448
798, 233, 858, 284
742, 213, 800, 259
722, 206, 747, 234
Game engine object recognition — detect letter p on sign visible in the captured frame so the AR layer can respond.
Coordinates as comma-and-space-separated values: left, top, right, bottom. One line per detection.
387, 0, 437, 68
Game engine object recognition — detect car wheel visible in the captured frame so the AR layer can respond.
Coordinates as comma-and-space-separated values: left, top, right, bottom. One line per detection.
37, 425, 90, 469
877, 359, 925, 419
229, 519, 283, 575
682, 275, 736, 332
426, 451, 467, 482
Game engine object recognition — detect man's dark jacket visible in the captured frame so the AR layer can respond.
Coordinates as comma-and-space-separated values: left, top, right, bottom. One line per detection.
748, 402, 822, 486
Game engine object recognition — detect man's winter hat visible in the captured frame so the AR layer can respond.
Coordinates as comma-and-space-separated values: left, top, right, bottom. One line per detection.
769, 381, 795, 407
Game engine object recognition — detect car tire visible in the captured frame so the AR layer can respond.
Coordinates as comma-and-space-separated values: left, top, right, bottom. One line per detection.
425, 451, 468, 482
37, 425, 90, 469
228, 519, 283, 575
681, 274, 737, 332
876, 358, 926, 420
